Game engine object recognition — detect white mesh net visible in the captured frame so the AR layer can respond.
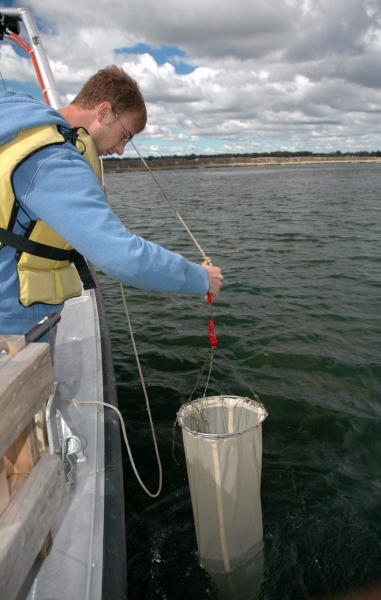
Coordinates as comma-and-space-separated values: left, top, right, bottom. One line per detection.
177, 395, 267, 573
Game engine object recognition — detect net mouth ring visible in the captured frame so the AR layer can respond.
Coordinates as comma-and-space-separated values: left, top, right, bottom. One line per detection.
177, 395, 268, 438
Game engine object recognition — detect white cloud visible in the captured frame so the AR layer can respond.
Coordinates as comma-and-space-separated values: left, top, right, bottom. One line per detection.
2, 0, 381, 153
0, 43, 36, 82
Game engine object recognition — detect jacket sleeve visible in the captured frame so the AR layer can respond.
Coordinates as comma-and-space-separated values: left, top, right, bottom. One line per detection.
13, 145, 209, 297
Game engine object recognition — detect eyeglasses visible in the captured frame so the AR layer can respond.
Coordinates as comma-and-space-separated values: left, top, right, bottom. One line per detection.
112, 108, 133, 147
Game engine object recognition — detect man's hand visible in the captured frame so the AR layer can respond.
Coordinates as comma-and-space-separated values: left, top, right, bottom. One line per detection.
202, 261, 224, 300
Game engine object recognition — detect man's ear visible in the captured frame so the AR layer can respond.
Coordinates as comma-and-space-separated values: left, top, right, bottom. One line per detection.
96, 101, 113, 123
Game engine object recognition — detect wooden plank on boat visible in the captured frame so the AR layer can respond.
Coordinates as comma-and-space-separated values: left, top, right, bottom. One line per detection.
0, 454, 66, 600
0, 353, 12, 372
4, 420, 39, 475
0, 343, 53, 459
7, 473, 28, 501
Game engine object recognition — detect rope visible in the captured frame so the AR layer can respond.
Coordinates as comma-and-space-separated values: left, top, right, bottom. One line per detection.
130, 140, 211, 264
0, 70, 7, 91
187, 348, 213, 404
215, 347, 260, 402
62, 397, 161, 497
119, 281, 162, 497
208, 243, 252, 256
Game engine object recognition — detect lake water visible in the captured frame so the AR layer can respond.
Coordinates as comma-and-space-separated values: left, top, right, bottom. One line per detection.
98, 163, 381, 600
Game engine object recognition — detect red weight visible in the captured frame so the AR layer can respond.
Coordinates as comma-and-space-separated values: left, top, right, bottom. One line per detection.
208, 319, 218, 348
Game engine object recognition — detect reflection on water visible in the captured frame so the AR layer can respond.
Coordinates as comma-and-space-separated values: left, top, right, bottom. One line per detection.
99, 163, 381, 599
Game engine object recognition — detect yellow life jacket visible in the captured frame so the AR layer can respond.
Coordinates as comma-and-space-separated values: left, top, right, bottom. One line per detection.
0, 124, 101, 307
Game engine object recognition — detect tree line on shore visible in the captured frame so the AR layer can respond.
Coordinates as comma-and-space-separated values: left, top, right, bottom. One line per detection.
103, 150, 381, 162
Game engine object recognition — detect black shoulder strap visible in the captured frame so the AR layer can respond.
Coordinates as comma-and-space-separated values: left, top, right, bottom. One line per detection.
59, 126, 87, 155
0, 227, 96, 290
72, 252, 97, 290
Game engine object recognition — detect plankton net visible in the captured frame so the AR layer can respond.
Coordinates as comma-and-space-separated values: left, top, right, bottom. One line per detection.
177, 394, 267, 573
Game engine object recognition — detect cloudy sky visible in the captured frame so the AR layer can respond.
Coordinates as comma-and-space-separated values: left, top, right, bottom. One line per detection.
1, 0, 381, 156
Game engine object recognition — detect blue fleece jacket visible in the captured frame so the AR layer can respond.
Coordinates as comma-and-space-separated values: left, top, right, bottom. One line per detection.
0, 92, 208, 335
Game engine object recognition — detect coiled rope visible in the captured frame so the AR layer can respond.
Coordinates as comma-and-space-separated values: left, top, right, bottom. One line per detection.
63, 397, 161, 497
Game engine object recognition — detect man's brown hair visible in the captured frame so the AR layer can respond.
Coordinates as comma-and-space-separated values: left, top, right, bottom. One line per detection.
72, 65, 147, 132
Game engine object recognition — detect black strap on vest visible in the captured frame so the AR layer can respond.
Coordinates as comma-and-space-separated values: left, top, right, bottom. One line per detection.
72, 251, 97, 290
60, 126, 87, 155
0, 227, 96, 290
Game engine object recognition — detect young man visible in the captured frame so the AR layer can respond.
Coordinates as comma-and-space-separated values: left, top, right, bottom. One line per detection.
0, 66, 223, 335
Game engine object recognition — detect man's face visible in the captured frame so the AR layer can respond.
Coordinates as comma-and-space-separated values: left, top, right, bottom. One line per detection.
91, 105, 139, 156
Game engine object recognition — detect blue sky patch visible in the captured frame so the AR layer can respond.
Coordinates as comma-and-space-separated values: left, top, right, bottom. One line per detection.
0, 78, 44, 101
116, 43, 196, 75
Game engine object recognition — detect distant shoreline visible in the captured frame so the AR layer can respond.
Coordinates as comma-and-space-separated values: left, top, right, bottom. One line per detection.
103, 155, 381, 173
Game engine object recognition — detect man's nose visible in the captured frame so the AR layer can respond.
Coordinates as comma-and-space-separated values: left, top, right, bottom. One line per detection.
114, 141, 125, 156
